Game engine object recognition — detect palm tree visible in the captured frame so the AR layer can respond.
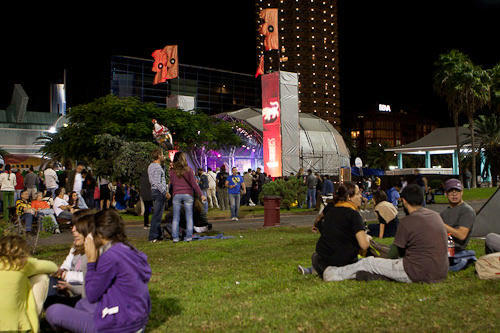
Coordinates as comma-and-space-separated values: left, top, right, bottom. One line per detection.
434, 50, 469, 183
471, 114, 500, 186
434, 50, 492, 188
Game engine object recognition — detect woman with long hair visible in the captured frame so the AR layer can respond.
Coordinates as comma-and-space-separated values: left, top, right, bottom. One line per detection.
0, 235, 58, 332
46, 209, 151, 332
44, 210, 95, 309
68, 191, 80, 210
367, 190, 399, 238
297, 182, 371, 279
169, 152, 206, 242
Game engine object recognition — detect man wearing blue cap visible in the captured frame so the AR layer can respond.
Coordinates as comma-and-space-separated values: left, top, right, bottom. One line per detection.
440, 178, 475, 252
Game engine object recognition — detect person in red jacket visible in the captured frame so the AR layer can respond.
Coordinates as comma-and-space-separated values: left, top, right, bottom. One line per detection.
14, 169, 24, 202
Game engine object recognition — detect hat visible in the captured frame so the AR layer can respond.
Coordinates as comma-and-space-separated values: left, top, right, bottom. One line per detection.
444, 179, 463, 192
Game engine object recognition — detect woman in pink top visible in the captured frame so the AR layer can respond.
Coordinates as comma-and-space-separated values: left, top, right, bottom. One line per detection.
168, 152, 206, 242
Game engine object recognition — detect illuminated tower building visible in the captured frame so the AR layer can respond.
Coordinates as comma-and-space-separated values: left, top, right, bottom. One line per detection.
256, 0, 341, 128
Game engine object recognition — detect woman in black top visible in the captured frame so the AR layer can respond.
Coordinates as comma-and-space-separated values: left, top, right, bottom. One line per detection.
297, 182, 371, 278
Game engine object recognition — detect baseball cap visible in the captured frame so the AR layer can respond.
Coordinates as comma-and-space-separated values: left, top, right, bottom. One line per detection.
444, 179, 463, 192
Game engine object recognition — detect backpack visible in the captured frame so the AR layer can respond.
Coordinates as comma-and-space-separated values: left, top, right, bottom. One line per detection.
200, 174, 209, 190
217, 172, 227, 189
475, 252, 500, 280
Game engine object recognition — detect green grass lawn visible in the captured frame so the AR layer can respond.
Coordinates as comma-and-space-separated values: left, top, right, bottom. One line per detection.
37, 227, 499, 332
433, 187, 498, 204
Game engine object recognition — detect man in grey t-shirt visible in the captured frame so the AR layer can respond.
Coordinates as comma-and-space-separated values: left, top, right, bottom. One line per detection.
440, 179, 475, 252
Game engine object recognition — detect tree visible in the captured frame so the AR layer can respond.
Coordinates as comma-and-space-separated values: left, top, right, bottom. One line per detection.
37, 94, 241, 166
365, 142, 396, 170
469, 114, 500, 186
434, 50, 492, 188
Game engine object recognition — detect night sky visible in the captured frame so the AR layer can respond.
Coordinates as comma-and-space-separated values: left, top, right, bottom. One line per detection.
2, 0, 499, 127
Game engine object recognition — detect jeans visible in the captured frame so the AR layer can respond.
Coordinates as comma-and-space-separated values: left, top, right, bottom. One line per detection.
307, 188, 316, 208
322, 256, 412, 283
229, 193, 241, 219
172, 194, 194, 241
201, 189, 208, 213
37, 209, 59, 231
21, 213, 35, 232
218, 188, 229, 210
57, 210, 73, 220
47, 187, 58, 199
143, 200, 153, 227
149, 190, 166, 241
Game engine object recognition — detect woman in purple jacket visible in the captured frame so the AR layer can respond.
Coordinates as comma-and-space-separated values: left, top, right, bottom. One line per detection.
46, 209, 152, 333
169, 152, 206, 242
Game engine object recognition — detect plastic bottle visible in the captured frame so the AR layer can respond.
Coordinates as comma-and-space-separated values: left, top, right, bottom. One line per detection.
447, 233, 455, 257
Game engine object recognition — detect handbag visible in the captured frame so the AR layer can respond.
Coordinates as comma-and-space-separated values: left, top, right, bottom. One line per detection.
94, 186, 101, 200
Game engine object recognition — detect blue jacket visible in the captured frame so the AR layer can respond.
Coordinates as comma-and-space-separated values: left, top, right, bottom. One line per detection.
322, 179, 334, 195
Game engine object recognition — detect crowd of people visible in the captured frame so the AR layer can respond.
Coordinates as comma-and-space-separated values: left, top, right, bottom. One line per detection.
1, 152, 499, 332
0, 162, 142, 234
0, 208, 151, 332
298, 177, 500, 283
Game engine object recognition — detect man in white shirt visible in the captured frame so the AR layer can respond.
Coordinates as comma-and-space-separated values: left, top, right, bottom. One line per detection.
206, 167, 219, 209
54, 188, 74, 220
44, 163, 59, 197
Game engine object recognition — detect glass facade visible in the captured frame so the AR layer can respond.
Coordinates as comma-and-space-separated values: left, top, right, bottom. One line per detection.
110, 55, 261, 115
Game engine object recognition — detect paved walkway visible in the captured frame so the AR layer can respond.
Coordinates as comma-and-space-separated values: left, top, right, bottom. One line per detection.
36, 200, 488, 247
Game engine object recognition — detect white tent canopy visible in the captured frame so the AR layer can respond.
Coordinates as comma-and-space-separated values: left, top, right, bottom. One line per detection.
216, 108, 350, 175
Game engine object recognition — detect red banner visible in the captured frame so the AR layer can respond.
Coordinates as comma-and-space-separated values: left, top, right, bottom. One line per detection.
152, 45, 178, 84
259, 9, 279, 51
261, 73, 282, 177
255, 55, 264, 78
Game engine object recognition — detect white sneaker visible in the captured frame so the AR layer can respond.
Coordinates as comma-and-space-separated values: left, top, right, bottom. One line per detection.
231, 217, 236, 221
234, 217, 239, 221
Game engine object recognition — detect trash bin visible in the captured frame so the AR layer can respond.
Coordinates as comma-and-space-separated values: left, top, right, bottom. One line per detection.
263, 196, 281, 227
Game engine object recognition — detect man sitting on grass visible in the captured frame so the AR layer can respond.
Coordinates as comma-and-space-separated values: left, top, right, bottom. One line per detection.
322, 184, 449, 283
53, 188, 75, 220
440, 178, 475, 253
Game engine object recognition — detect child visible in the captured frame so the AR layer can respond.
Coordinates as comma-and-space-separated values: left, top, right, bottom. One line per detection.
0, 235, 58, 332
31, 192, 60, 234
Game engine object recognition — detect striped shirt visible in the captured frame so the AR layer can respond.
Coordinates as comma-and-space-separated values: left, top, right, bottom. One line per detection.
148, 162, 167, 194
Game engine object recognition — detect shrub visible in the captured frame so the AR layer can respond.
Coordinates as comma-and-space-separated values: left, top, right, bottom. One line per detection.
258, 177, 307, 209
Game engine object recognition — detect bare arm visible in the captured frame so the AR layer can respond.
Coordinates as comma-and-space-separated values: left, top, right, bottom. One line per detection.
444, 224, 470, 241
378, 223, 385, 239
355, 230, 370, 251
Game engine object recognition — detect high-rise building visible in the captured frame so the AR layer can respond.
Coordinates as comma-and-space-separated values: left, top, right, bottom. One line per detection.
256, 0, 340, 129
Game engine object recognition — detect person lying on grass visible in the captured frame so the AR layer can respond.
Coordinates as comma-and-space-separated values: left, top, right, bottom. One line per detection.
297, 182, 371, 279
322, 184, 449, 283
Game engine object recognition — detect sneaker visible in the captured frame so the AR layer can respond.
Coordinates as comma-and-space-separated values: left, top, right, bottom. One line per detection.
184, 238, 192, 242
149, 239, 159, 244
172, 239, 180, 243
355, 271, 393, 282
55, 229, 61, 234
144, 225, 150, 230
231, 217, 237, 221
297, 265, 311, 275
234, 217, 239, 221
